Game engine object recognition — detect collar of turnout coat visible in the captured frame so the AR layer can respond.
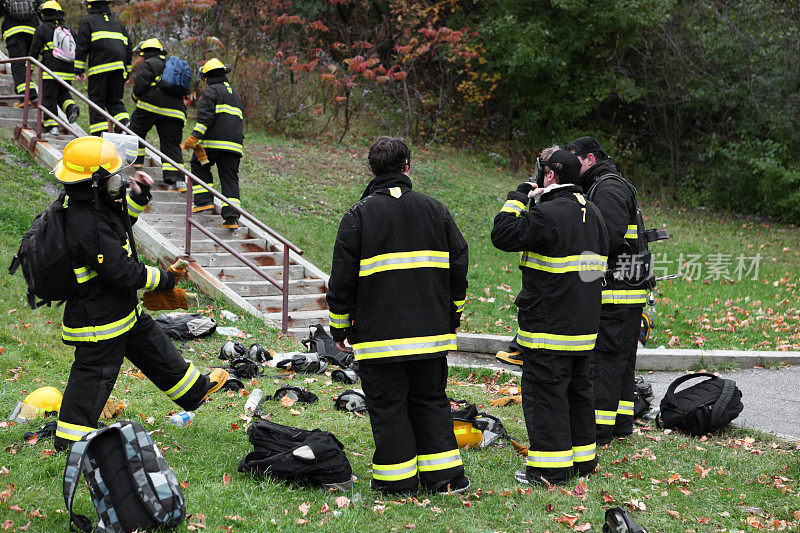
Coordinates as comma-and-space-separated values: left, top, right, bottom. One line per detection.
360, 172, 412, 200
538, 183, 583, 202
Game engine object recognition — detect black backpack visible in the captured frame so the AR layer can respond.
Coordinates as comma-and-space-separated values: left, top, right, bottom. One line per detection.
658, 373, 743, 436
9, 193, 78, 308
302, 323, 354, 368
238, 420, 353, 491
63, 420, 186, 532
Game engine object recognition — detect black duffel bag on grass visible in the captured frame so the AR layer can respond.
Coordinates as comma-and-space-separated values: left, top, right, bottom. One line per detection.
657, 372, 743, 436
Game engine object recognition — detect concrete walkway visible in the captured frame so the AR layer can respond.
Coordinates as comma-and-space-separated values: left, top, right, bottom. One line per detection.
447, 352, 800, 442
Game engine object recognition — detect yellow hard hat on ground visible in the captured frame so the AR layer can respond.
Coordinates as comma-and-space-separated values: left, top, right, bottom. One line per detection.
53, 136, 123, 184
453, 419, 483, 448
8, 386, 63, 421
40, 0, 63, 12
134, 38, 164, 55
201, 57, 230, 77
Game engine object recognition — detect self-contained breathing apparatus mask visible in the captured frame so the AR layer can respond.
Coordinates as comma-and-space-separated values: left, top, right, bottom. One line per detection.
97, 133, 139, 203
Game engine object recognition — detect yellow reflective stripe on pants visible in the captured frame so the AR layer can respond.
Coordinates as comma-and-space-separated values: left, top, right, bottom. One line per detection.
328, 311, 350, 329
520, 251, 607, 273
165, 363, 201, 400
192, 184, 206, 195
162, 162, 181, 172
62, 305, 140, 343
193, 123, 208, 135
453, 299, 465, 313
417, 449, 462, 472
572, 443, 596, 463
200, 140, 243, 154
516, 330, 597, 352
624, 224, 637, 239
114, 111, 130, 122
215, 104, 243, 119
359, 250, 449, 277
3, 25, 35, 39
220, 197, 240, 208
91, 31, 129, 44
136, 100, 186, 121
55, 420, 94, 442
617, 400, 635, 416
74, 59, 86, 70
372, 456, 418, 481
87, 61, 125, 76
62, 99, 75, 111
595, 409, 616, 425
89, 121, 108, 134
526, 449, 573, 468
500, 199, 525, 216
16, 82, 38, 94
43, 71, 76, 81
601, 289, 648, 305
73, 266, 98, 284
143, 266, 161, 290
353, 333, 457, 361
127, 193, 146, 218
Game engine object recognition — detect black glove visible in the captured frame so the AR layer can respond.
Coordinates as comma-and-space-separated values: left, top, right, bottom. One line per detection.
515, 182, 534, 195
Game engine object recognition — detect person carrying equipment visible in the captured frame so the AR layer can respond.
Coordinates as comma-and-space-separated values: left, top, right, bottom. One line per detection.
51, 135, 227, 451
74, 0, 131, 135
182, 58, 244, 229
1, 0, 40, 103
491, 147, 608, 486
29, 0, 78, 134
129, 38, 187, 191
565, 136, 644, 445
326, 137, 470, 496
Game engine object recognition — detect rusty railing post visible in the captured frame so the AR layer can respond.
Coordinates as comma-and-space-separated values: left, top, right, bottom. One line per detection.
22, 58, 30, 128
282, 243, 290, 334
185, 175, 193, 259
35, 67, 43, 138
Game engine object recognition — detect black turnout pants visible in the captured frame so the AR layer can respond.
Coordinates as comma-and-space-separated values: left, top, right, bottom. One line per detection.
55, 312, 209, 451
129, 107, 185, 184
522, 349, 596, 484
87, 70, 128, 135
5, 34, 36, 98
359, 356, 465, 493
592, 305, 642, 445
41, 78, 75, 128
191, 148, 241, 219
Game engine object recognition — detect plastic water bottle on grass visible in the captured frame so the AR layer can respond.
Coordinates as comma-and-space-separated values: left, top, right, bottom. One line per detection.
168, 411, 194, 427
244, 388, 264, 415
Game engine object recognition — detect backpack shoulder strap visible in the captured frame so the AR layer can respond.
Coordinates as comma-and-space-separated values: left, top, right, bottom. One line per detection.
587, 172, 638, 205
664, 372, 717, 405
63, 436, 96, 532
709, 378, 737, 428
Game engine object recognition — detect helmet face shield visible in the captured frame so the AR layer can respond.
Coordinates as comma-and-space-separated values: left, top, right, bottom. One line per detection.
334, 389, 368, 413
99, 133, 138, 200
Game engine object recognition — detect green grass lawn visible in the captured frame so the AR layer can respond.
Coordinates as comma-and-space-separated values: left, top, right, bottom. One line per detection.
1, 137, 798, 532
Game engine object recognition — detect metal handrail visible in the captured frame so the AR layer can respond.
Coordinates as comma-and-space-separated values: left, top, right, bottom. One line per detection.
1, 56, 302, 333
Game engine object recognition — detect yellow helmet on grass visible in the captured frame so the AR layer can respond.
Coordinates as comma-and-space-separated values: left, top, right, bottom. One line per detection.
8, 386, 63, 421
53, 136, 123, 184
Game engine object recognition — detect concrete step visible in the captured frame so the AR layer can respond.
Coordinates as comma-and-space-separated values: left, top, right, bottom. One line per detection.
266, 309, 329, 330
168, 238, 268, 254
246, 293, 328, 314
151, 223, 251, 241
144, 201, 190, 215
0, 106, 23, 118
0, 74, 13, 84
204, 264, 305, 282
190, 251, 297, 268
140, 212, 219, 227
226, 278, 326, 297
43, 136, 70, 149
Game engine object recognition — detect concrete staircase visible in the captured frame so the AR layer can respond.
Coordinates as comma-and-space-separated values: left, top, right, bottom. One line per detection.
0, 65, 330, 339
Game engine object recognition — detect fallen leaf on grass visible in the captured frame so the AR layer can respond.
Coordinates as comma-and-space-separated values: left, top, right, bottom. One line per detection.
405, 524, 416, 530
746, 516, 765, 528
1, 521, 12, 530
0, 484, 15, 501
625, 498, 647, 511
229, 423, 239, 432
40, 449, 54, 457
17, 522, 31, 531
334, 496, 350, 508
0, 422, 12, 429
667, 510, 680, 519
25, 435, 38, 446
573, 523, 591, 532
28, 510, 44, 519
222, 473, 231, 486
290, 409, 301, 416
0, 467, 7, 476
694, 464, 710, 478
318, 503, 331, 514
187, 513, 206, 530
296, 519, 308, 525
299, 503, 310, 516
223, 515, 244, 522
372, 504, 387, 514
679, 488, 692, 496
180, 481, 189, 489
667, 473, 690, 484
430, 506, 443, 514
281, 396, 297, 407
555, 514, 579, 527
7, 505, 22, 513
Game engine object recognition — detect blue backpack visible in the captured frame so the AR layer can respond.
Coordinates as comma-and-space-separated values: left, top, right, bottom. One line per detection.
159, 56, 192, 96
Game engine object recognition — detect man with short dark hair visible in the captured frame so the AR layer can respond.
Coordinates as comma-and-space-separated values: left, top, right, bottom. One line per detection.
565, 136, 644, 445
492, 148, 608, 485
326, 136, 470, 496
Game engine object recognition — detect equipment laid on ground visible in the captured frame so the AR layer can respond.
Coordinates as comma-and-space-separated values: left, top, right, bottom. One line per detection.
244, 389, 264, 414
331, 367, 359, 384
277, 352, 328, 374
334, 389, 368, 414
227, 357, 265, 379
168, 411, 194, 427
450, 400, 527, 452
238, 420, 353, 491
603, 506, 648, 532
633, 376, 655, 419
657, 372, 743, 436
248, 343, 271, 363
8, 386, 63, 422
154, 312, 216, 339
638, 311, 651, 348
63, 420, 186, 532
273, 386, 318, 404
219, 340, 247, 360
302, 324, 354, 368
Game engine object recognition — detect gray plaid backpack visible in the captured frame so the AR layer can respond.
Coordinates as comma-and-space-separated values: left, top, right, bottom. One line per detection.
63, 420, 186, 532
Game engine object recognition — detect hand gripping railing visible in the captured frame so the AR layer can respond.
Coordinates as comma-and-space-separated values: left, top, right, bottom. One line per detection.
0, 56, 303, 333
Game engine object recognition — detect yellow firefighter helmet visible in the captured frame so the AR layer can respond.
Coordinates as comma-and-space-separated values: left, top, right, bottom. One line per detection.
53, 136, 124, 184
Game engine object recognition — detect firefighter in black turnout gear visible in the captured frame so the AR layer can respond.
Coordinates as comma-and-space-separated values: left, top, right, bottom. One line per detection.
182, 58, 244, 229
129, 38, 186, 190
566, 136, 644, 445
491, 148, 608, 485
29, 1, 78, 134
1, 0, 39, 102
51, 135, 228, 451
75, 0, 131, 135
326, 137, 470, 495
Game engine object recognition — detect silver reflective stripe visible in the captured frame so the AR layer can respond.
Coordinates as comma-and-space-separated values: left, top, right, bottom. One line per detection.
56, 422, 91, 440
520, 252, 606, 272
516, 331, 596, 350
355, 336, 455, 357
418, 455, 460, 469
64, 312, 137, 340
573, 447, 596, 459
528, 455, 570, 464
359, 254, 449, 275
166, 364, 200, 399
373, 462, 418, 479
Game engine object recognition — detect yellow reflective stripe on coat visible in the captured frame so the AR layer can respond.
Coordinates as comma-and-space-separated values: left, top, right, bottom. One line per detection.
165, 363, 200, 400
372, 456, 417, 481
143, 266, 161, 290
55, 420, 94, 442
73, 266, 98, 284
215, 104, 243, 119
43, 71, 76, 81
617, 400, 635, 416
87, 61, 125, 76
624, 224, 638, 239
200, 139, 243, 154
601, 289, 648, 305
328, 311, 351, 329
3, 25, 35, 39
453, 299, 465, 313
353, 333, 457, 361
572, 443, 596, 463
193, 123, 208, 135
74, 59, 86, 70
62, 305, 140, 342
500, 199, 525, 216
520, 251, 607, 274
595, 409, 616, 425
516, 330, 597, 352
91, 31, 128, 44
526, 449, 573, 468
359, 250, 449, 277
136, 100, 186, 121
127, 193, 146, 218
417, 449, 462, 472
